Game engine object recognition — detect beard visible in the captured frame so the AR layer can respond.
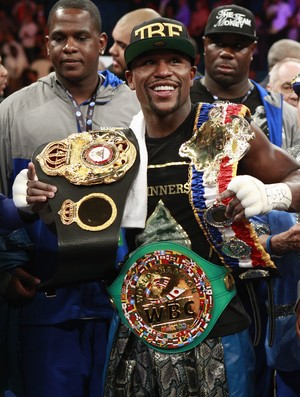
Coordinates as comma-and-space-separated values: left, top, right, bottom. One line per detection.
146, 90, 182, 118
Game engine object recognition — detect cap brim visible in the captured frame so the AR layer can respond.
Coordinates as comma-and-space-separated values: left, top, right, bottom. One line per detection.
125, 37, 196, 66
205, 31, 258, 41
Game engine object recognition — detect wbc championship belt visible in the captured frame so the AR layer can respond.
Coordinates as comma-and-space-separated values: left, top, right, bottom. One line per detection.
179, 102, 277, 275
33, 128, 139, 289
108, 241, 236, 353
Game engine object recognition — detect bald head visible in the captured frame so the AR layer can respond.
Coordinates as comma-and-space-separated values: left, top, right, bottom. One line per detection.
268, 39, 300, 70
117, 8, 161, 32
109, 8, 161, 79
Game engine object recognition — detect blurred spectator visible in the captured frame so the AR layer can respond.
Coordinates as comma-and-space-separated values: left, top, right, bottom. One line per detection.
1, 32, 28, 94
260, 38, 300, 87
35, 3, 46, 30
188, 0, 209, 41
18, 12, 38, 63
287, 0, 300, 40
158, 0, 177, 18
19, 67, 37, 87
188, 0, 209, 73
30, 45, 52, 79
174, 0, 191, 25
268, 39, 300, 70
265, 0, 293, 45
0, 10, 16, 38
12, 0, 37, 25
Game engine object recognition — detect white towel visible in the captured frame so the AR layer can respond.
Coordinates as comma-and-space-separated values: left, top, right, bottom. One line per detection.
121, 111, 148, 228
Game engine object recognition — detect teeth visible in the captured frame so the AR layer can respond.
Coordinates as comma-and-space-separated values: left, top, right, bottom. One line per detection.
154, 86, 175, 91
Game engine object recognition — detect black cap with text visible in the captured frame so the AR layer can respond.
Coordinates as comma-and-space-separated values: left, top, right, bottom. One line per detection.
204, 5, 258, 41
125, 17, 196, 67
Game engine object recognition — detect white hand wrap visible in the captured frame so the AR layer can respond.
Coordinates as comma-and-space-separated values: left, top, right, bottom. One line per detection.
12, 169, 37, 213
227, 175, 292, 218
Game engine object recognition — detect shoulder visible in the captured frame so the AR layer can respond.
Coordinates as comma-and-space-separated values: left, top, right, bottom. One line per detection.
1, 74, 53, 108
282, 100, 298, 118
0, 73, 60, 114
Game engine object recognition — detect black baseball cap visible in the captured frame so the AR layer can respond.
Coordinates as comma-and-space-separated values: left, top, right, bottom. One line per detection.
204, 5, 258, 41
125, 17, 196, 67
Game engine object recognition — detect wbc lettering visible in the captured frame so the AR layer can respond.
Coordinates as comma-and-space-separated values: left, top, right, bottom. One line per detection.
143, 300, 195, 323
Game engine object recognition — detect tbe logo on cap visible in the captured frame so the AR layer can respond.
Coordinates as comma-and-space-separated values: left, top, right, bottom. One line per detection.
214, 9, 252, 29
134, 22, 183, 40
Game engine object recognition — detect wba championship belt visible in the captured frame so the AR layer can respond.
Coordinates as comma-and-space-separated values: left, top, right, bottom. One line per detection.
33, 128, 139, 289
108, 242, 236, 353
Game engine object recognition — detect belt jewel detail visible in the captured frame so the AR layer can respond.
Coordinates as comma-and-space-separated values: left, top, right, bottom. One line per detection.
36, 128, 137, 185
221, 238, 252, 259
58, 193, 117, 231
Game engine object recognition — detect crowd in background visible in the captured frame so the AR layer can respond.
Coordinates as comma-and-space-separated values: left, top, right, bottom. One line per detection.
1, 0, 300, 96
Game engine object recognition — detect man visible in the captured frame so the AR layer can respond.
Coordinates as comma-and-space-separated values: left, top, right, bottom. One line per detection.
190, 5, 300, 396
89, 17, 300, 397
108, 8, 161, 80
14, 15, 300, 397
250, 206, 300, 397
267, 57, 300, 107
260, 38, 300, 87
190, 4, 300, 150
0, 1, 140, 396
0, 193, 38, 397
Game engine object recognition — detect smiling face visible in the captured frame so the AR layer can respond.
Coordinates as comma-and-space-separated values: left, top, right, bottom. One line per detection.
45, 8, 107, 90
126, 50, 196, 122
203, 34, 256, 88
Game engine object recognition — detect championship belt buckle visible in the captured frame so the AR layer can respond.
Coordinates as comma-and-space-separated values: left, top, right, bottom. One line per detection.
108, 242, 236, 353
36, 128, 137, 186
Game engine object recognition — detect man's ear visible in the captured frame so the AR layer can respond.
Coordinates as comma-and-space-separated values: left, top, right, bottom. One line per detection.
191, 65, 197, 83
99, 32, 108, 56
125, 70, 135, 90
45, 36, 50, 56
